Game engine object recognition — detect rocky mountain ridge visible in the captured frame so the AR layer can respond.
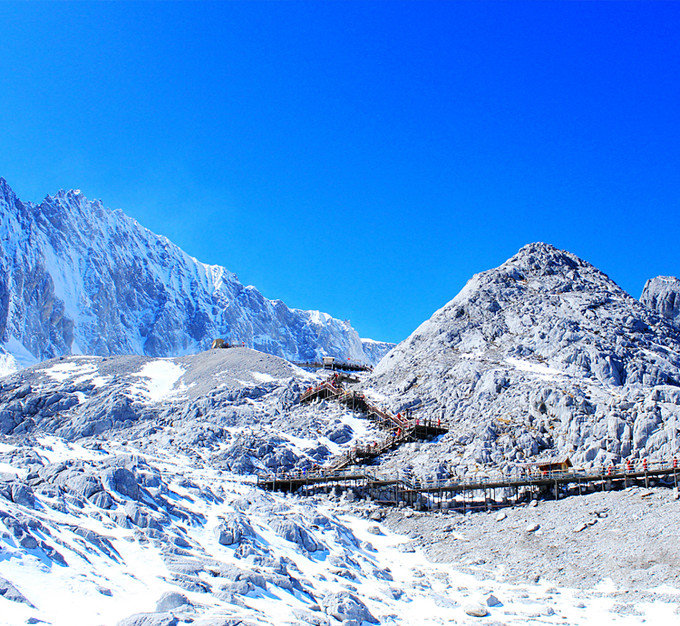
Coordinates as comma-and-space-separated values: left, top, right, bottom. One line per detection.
363, 243, 680, 473
0, 178, 392, 375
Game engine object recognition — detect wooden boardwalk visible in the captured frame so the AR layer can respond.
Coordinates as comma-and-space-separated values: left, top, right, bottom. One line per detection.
282, 374, 680, 509
257, 461, 680, 510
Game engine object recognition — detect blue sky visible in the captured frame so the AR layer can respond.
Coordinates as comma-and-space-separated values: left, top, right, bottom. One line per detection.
1, 2, 679, 344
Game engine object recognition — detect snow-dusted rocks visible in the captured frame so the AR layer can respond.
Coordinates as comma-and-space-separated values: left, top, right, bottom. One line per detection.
213, 512, 254, 546
640, 275, 680, 326
271, 517, 320, 553
320, 591, 379, 624
364, 242, 680, 473
0, 178, 392, 374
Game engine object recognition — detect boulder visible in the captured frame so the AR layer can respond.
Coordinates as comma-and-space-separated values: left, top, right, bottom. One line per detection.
327, 423, 353, 444
101, 467, 140, 500
464, 605, 490, 617
486, 594, 502, 607
213, 511, 254, 546
11, 482, 35, 508
271, 518, 319, 552
54, 470, 103, 499
320, 591, 378, 624
156, 591, 191, 612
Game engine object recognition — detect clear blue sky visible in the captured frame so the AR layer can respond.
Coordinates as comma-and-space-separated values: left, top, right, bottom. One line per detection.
1, 2, 679, 344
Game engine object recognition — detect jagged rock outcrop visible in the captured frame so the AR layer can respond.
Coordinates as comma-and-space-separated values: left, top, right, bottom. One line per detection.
641, 276, 680, 326
0, 178, 392, 374
364, 243, 680, 471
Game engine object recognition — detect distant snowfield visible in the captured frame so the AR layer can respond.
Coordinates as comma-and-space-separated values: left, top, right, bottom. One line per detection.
132, 360, 186, 403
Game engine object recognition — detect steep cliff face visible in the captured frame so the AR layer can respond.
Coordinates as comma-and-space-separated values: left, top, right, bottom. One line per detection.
0, 178, 392, 371
641, 276, 680, 326
364, 243, 680, 471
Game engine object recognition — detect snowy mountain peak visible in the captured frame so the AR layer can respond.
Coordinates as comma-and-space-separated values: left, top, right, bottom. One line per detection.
0, 178, 393, 373
0, 176, 16, 200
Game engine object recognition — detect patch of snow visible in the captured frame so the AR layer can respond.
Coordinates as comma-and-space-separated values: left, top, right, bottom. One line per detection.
42, 361, 98, 383
0, 462, 26, 478
132, 360, 185, 402
251, 372, 276, 384
505, 357, 562, 377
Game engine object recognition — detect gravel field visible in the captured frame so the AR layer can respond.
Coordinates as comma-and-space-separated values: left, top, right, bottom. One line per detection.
380, 486, 680, 612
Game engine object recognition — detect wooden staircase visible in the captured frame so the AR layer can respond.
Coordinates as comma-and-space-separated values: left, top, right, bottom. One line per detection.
300, 375, 448, 470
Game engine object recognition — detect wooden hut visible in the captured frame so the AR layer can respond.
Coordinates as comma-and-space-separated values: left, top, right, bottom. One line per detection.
523, 456, 572, 475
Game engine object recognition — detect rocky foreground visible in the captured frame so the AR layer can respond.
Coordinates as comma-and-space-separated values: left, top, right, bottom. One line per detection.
2, 425, 680, 625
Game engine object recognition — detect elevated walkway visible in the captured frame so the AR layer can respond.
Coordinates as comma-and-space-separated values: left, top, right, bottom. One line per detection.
293, 361, 372, 373
257, 461, 680, 510
299, 374, 448, 471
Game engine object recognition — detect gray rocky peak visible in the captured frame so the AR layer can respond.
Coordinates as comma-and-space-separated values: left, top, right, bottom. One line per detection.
640, 276, 680, 326
365, 242, 680, 470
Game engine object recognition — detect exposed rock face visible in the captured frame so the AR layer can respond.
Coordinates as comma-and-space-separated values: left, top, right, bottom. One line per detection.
0, 178, 392, 374
360, 338, 396, 366
640, 276, 680, 326
365, 243, 680, 471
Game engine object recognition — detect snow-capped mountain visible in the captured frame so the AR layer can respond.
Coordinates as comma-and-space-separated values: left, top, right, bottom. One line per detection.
364, 242, 680, 471
640, 275, 680, 326
0, 178, 392, 373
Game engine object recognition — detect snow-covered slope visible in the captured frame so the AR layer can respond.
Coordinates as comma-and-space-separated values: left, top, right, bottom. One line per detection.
364, 243, 680, 473
0, 346, 675, 625
0, 178, 392, 373
640, 275, 680, 326
0, 348, 382, 475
